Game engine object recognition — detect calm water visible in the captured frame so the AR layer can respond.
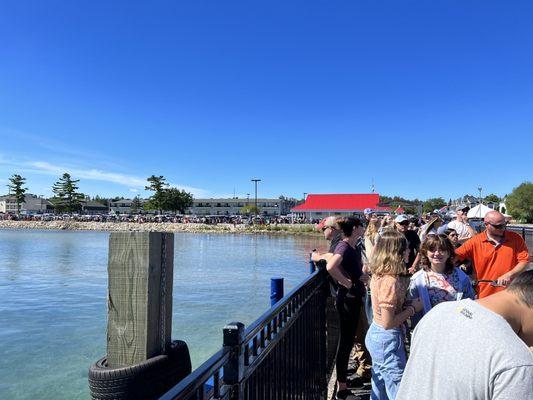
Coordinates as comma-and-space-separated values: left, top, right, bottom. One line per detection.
0, 229, 319, 400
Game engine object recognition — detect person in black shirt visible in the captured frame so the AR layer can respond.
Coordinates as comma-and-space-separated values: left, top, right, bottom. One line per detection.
324, 217, 365, 400
395, 215, 420, 273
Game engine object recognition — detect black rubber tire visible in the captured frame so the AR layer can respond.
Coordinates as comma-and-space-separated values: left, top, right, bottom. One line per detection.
89, 340, 191, 400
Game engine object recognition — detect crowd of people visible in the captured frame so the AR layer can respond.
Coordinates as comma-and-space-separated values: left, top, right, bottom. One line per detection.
311, 207, 532, 400
0, 212, 297, 225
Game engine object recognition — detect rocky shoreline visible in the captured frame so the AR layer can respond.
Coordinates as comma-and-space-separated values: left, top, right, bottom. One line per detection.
2, 220, 530, 235
0, 220, 319, 235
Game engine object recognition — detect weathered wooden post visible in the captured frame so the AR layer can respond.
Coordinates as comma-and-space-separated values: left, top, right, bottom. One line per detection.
107, 231, 174, 366
89, 232, 191, 400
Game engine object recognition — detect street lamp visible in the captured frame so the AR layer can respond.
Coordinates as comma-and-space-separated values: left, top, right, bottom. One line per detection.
251, 178, 261, 222
478, 187, 483, 204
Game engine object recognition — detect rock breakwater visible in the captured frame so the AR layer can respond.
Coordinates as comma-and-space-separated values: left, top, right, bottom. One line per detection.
0, 220, 318, 235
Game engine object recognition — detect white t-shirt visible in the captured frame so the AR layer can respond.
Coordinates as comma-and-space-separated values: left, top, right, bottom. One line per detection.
397, 299, 533, 400
447, 220, 473, 240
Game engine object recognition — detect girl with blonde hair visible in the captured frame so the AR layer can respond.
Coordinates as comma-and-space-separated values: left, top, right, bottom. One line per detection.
364, 218, 381, 259
365, 230, 423, 399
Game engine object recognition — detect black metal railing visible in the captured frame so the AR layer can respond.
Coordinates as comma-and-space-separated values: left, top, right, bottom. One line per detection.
160, 268, 337, 400
508, 225, 533, 260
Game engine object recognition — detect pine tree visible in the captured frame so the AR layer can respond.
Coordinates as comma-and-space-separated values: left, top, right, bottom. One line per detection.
7, 174, 28, 215
145, 175, 169, 214
51, 173, 84, 213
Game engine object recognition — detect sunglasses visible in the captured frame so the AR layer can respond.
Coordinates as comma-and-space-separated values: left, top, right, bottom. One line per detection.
486, 222, 508, 230
321, 226, 334, 232
398, 221, 410, 226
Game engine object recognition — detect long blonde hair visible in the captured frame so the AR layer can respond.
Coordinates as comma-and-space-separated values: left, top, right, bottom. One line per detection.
370, 230, 408, 275
365, 219, 380, 245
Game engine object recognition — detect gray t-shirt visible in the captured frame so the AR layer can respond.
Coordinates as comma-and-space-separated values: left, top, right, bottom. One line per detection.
397, 299, 533, 400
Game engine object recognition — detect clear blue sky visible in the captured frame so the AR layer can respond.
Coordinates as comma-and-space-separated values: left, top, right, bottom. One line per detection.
1, 1, 532, 201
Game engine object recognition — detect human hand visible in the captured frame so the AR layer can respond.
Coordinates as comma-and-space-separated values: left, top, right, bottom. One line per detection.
411, 298, 424, 313
408, 265, 417, 274
496, 272, 513, 286
359, 273, 370, 285
362, 263, 371, 274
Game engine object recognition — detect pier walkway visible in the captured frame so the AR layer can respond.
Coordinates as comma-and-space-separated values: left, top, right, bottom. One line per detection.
158, 225, 532, 400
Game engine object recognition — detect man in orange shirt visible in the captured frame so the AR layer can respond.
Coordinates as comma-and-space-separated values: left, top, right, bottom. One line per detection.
455, 210, 530, 298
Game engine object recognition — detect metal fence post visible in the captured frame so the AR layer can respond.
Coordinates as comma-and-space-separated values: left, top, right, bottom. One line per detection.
270, 277, 284, 306
223, 322, 245, 400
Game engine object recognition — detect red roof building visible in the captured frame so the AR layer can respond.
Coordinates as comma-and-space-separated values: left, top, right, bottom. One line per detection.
291, 194, 391, 217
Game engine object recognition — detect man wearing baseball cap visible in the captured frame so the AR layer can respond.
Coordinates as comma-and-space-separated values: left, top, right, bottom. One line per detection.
395, 214, 421, 271
447, 205, 477, 243
313, 216, 342, 258
363, 208, 373, 224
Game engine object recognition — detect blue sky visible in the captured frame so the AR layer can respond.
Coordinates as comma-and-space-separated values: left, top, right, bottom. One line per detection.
1, 1, 532, 201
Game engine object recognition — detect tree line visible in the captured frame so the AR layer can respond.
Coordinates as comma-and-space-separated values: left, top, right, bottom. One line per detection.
5, 174, 533, 222
5, 173, 193, 215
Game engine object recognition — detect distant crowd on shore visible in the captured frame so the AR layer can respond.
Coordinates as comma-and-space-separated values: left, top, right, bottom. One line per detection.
0, 206, 515, 228
311, 207, 532, 400
0, 213, 298, 225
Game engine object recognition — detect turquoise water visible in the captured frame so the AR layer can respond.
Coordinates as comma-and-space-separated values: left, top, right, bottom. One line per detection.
0, 229, 319, 399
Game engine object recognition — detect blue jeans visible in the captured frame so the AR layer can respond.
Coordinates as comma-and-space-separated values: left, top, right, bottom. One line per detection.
365, 322, 406, 400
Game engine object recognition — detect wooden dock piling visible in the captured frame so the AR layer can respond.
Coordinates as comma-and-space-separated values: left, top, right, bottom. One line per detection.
106, 231, 174, 367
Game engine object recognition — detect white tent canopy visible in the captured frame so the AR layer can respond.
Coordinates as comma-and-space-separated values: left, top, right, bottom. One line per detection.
467, 204, 494, 219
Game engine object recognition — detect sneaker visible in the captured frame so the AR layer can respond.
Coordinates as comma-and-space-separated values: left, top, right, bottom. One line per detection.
335, 389, 362, 400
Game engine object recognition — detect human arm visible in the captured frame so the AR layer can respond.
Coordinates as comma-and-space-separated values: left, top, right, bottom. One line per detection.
379, 298, 423, 329
496, 238, 530, 285
464, 223, 477, 239
311, 250, 333, 263
325, 254, 352, 289
408, 252, 421, 274
455, 238, 474, 261
496, 261, 529, 286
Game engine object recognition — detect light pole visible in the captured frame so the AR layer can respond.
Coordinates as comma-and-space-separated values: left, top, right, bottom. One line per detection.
303, 193, 307, 201
251, 178, 261, 222
478, 187, 483, 204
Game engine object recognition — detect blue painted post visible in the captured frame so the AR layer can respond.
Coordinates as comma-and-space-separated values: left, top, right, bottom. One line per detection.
270, 277, 284, 306
309, 252, 316, 274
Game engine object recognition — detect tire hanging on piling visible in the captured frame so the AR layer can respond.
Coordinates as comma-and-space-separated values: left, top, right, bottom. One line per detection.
88, 340, 191, 400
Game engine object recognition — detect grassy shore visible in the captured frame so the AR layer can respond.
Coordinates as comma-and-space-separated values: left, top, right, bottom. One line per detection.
0, 220, 320, 235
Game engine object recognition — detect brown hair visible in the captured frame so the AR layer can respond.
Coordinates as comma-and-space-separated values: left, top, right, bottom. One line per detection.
335, 217, 362, 237
507, 271, 533, 308
419, 234, 455, 274
370, 229, 408, 275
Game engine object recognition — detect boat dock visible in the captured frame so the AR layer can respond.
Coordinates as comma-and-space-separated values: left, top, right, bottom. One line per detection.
88, 226, 532, 400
